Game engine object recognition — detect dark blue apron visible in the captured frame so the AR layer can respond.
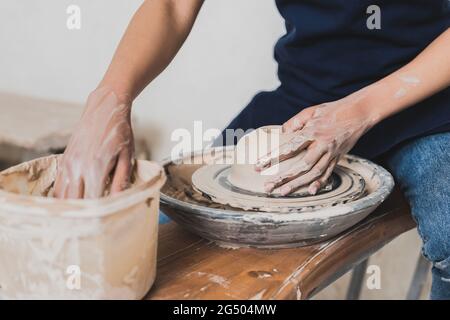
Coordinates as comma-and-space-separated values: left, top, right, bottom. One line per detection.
225, 0, 450, 159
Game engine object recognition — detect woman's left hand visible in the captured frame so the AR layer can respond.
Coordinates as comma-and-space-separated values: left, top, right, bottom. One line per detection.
256, 92, 379, 196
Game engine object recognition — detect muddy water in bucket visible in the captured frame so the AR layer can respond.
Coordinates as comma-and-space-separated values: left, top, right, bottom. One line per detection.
0, 155, 165, 299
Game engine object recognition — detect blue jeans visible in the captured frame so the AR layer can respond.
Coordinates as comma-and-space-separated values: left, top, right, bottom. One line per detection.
382, 132, 450, 300
159, 211, 171, 224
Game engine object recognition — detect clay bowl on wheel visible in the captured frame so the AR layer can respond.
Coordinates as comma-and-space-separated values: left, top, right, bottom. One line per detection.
160, 146, 394, 248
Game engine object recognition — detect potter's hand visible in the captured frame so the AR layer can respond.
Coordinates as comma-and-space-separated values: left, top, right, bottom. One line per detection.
54, 86, 135, 199
257, 93, 377, 196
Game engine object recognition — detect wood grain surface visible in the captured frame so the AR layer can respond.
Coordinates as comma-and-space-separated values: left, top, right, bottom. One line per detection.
146, 189, 415, 300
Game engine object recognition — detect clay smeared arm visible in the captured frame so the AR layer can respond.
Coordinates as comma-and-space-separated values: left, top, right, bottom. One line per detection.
55, 0, 204, 199
260, 28, 450, 196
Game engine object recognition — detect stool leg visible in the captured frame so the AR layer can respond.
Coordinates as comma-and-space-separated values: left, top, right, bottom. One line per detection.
346, 259, 369, 300
406, 254, 430, 300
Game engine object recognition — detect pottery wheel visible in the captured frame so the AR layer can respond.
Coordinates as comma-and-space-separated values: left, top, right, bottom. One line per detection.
192, 164, 366, 212
161, 146, 394, 248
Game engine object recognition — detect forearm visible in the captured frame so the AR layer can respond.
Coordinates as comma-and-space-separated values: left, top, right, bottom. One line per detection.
100, 0, 204, 101
360, 28, 450, 126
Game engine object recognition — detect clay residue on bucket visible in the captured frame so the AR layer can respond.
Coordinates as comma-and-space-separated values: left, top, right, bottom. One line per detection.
0, 155, 57, 197
162, 161, 236, 210
0, 155, 165, 299
0, 155, 142, 199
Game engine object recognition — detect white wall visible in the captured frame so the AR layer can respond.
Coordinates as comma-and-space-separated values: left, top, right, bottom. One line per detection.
0, 0, 284, 159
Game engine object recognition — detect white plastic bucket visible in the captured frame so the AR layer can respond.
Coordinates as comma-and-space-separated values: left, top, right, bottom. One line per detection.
0, 155, 165, 299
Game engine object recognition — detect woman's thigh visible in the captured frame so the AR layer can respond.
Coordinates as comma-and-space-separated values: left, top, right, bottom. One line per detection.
383, 132, 450, 268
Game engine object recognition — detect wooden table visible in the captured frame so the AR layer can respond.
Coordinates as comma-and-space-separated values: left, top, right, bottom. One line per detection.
146, 190, 415, 300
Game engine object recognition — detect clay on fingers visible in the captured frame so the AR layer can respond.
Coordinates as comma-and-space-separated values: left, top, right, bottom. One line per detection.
54, 86, 135, 199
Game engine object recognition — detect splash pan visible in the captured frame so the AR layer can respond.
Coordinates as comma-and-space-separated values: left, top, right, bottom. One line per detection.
160, 147, 394, 248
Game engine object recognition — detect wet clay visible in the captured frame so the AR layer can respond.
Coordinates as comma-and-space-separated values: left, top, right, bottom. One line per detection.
162, 162, 233, 210
229, 126, 313, 195
188, 126, 365, 212
160, 147, 395, 247
164, 147, 366, 213
192, 161, 365, 213
0, 155, 139, 199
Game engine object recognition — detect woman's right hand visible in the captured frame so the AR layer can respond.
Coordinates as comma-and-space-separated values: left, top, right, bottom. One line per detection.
54, 86, 135, 199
